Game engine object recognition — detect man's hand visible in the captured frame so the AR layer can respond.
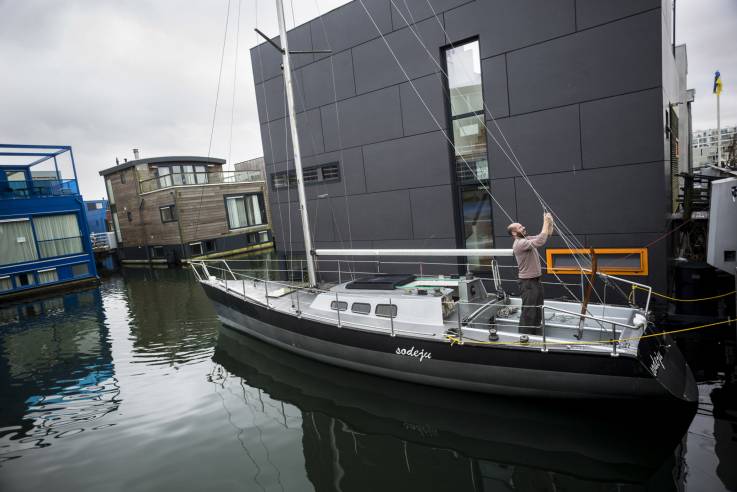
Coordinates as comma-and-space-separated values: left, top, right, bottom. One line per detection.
543, 213, 554, 235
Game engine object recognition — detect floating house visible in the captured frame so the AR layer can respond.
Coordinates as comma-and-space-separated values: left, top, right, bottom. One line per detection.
0, 144, 98, 300
251, 0, 692, 294
84, 199, 110, 235
99, 155, 272, 265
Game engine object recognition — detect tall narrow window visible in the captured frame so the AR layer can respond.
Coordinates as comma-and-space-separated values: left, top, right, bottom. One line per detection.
445, 40, 494, 264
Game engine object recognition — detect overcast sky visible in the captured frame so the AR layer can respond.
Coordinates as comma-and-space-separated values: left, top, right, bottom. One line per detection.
1, 0, 734, 199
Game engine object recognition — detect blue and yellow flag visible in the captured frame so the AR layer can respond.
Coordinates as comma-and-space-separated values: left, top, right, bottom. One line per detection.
714, 71, 723, 96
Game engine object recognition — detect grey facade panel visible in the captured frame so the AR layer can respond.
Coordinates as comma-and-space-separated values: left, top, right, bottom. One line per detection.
321, 86, 403, 151
261, 108, 324, 164
506, 9, 662, 115
351, 17, 445, 95
482, 54, 510, 118
389, 0, 468, 30
310, 0, 393, 57
346, 190, 413, 241
363, 131, 451, 193
255, 75, 286, 124
444, 0, 576, 59
251, 23, 314, 85
410, 185, 457, 239
487, 104, 582, 179
576, 0, 660, 30
580, 88, 665, 169
513, 162, 666, 235
400, 73, 447, 136
488, 177, 518, 235
297, 50, 356, 110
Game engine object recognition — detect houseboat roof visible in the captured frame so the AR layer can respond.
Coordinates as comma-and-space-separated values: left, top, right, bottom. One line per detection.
99, 156, 226, 177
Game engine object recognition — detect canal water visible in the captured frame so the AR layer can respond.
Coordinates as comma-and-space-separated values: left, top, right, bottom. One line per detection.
0, 267, 735, 491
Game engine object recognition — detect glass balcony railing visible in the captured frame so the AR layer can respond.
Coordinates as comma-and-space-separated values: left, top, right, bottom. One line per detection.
0, 179, 79, 199
138, 170, 264, 193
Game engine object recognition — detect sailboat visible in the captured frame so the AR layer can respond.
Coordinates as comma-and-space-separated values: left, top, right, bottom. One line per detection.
193, 0, 697, 402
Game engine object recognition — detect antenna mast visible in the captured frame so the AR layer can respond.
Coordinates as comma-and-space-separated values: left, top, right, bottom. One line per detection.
275, 0, 317, 286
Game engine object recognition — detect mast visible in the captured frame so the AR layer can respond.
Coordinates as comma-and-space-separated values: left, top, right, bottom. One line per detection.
275, 0, 317, 286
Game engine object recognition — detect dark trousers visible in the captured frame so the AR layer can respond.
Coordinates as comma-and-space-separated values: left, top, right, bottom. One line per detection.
519, 277, 544, 334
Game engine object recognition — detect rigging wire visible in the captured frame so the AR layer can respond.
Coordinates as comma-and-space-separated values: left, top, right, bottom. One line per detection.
357, 0, 587, 301
194, 0, 232, 239
387, 0, 604, 303
227, 0, 243, 170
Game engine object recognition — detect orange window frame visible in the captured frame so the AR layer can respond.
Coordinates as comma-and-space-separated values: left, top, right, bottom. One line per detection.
545, 248, 649, 276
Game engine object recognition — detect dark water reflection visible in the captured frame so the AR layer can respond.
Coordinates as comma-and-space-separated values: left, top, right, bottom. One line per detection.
0, 266, 734, 491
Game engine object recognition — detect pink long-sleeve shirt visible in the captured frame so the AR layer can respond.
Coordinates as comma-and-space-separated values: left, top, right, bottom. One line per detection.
513, 232, 549, 279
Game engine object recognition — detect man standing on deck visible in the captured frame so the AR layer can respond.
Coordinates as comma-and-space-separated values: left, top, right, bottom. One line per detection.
507, 213, 554, 334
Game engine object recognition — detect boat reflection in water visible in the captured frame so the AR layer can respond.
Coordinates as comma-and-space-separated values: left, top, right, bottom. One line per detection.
214, 326, 696, 491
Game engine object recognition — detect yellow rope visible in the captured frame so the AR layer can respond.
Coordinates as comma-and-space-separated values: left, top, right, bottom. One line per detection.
632, 285, 736, 303
446, 318, 736, 348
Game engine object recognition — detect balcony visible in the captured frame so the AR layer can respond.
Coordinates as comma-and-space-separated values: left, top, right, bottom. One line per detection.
139, 170, 264, 194
0, 178, 79, 200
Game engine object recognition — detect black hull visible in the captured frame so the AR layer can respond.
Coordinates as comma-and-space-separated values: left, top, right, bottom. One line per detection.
202, 283, 697, 401
214, 326, 697, 485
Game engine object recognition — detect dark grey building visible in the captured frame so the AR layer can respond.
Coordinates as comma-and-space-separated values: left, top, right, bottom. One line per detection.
251, 0, 689, 294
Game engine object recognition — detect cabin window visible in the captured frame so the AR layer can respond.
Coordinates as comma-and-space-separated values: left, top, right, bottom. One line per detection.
33, 214, 83, 258
375, 304, 397, 318
0, 276, 12, 292
351, 302, 371, 314
157, 167, 173, 188
150, 246, 164, 259
160, 205, 177, 223
15, 272, 35, 287
225, 194, 266, 229
38, 269, 58, 284
71, 263, 89, 276
190, 242, 203, 256
330, 301, 348, 311
0, 219, 38, 266
258, 231, 269, 243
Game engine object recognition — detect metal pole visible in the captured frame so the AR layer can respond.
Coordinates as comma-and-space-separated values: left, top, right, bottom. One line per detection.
389, 298, 395, 337
717, 92, 721, 166
338, 260, 342, 284
264, 279, 270, 308
541, 307, 548, 352
611, 323, 618, 357
276, 0, 317, 287
336, 291, 341, 327
457, 302, 463, 344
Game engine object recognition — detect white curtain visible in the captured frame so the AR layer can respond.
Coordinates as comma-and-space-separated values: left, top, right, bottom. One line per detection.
38, 269, 59, 284
0, 220, 38, 265
33, 214, 83, 258
227, 197, 248, 229
246, 195, 263, 225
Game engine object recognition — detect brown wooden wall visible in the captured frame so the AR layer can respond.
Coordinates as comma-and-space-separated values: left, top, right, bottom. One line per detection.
105, 165, 271, 249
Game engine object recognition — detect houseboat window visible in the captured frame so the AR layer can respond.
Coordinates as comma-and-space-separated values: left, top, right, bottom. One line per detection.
33, 214, 83, 258
160, 205, 177, 223
120, 171, 127, 184
225, 194, 265, 229
375, 304, 397, 318
0, 276, 12, 292
271, 162, 341, 189
204, 240, 216, 252
38, 269, 58, 284
258, 231, 269, 243
15, 272, 35, 287
0, 219, 38, 266
157, 167, 173, 188
71, 263, 89, 277
195, 165, 208, 184
105, 178, 116, 205
351, 302, 371, 314
190, 242, 203, 256
330, 300, 348, 311
150, 246, 164, 259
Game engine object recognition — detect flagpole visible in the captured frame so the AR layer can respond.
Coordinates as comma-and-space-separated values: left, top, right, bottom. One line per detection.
717, 91, 721, 166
